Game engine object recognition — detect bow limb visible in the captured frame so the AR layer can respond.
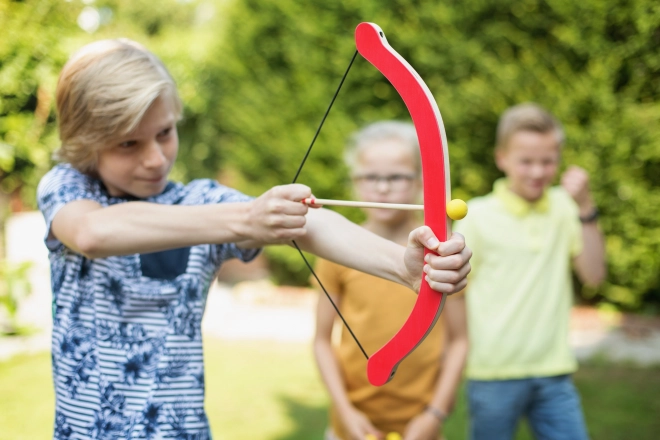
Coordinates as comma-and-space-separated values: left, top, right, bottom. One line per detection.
355, 22, 451, 386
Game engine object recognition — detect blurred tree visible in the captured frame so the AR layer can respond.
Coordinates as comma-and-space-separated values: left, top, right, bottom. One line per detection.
2, 0, 659, 311
202, 0, 660, 310
0, 0, 78, 258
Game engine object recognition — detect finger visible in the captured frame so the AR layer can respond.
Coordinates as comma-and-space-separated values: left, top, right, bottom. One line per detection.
363, 427, 384, 439
423, 271, 468, 295
304, 194, 324, 209
425, 253, 471, 283
273, 184, 312, 201
266, 212, 308, 230
426, 245, 472, 271
408, 225, 440, 251
360, 420, 384, 439
264, 197, 309, 216
435, 232, 466, 257
279, 199, 310, 215
563, 167, 588, 184
271, 227, 308, 243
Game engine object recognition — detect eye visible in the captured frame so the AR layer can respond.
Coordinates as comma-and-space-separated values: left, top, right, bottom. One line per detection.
389, 174, 415, 182
119, 140, 138, 148
158, 127, 172, 138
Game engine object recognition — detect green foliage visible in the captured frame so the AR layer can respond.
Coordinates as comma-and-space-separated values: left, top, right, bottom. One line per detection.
0, 0, 78, 206
2, 0, 659, 308
0, 260, 32, 335
201, 0, 660, 306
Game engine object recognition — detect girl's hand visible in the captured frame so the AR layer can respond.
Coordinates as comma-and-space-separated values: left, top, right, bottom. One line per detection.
404, 228, 471, 294
339, 406, 383, 440
403, 410, 442, 440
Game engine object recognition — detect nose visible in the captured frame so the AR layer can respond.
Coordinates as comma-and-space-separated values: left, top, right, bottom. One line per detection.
530, 163, 545, 179
142, 140, 166, 169
375, 178, 391, 193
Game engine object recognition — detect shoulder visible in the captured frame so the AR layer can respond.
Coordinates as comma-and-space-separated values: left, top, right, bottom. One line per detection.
178, 179, 255, 204
38, 163, 93, 191
37, 164, 101, 206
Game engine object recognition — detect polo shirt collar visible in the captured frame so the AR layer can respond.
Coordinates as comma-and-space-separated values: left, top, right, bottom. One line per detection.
493, 178, 549, 216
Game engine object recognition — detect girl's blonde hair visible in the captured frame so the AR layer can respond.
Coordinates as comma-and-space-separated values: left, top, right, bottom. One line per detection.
345, 120, 421, 174
496, 103, 564, 151
55, 39, 183, 174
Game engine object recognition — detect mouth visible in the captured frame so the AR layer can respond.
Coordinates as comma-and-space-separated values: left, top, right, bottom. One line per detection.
527, 180, 545, 189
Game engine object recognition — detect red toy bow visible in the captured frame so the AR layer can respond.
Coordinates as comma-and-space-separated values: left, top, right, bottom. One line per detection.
356, 22, 451, 386
293, 22, 452, 387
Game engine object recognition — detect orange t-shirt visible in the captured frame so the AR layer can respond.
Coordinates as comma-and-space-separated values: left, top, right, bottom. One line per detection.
314, 258, 446, 438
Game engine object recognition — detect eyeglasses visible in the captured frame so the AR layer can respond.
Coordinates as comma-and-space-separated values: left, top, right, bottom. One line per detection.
352, 173, 418, 191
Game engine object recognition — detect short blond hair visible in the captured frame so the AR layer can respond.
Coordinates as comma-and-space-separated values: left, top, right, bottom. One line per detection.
496, 103, 564, 150
55, 39, 183, 174
345, 120, 421, 174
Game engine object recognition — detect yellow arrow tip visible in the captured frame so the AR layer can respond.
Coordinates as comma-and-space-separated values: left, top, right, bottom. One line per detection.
447, 199, 468, 220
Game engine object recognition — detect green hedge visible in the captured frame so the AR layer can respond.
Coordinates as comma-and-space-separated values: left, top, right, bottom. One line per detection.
2, 0, 659, 311
202, 0, 660, 311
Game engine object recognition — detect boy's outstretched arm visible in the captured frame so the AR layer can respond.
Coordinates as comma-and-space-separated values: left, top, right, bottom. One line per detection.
51, 184, 313, 259
295, 207, 471, 294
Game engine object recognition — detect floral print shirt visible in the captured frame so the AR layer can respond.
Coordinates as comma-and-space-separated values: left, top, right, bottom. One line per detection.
38, 164, 259, 439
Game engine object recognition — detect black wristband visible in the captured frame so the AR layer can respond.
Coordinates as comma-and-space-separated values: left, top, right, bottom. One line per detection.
579, 207, 599, 223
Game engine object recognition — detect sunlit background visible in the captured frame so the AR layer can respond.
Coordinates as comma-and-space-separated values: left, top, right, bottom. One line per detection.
1, 0, 659, 438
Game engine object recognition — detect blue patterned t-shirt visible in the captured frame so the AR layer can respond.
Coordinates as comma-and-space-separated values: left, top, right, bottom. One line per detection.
37, 164, 259, 439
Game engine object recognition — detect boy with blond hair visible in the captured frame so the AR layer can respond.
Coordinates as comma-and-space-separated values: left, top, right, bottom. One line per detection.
39, 39, 472, 439
454, 103, 606, 440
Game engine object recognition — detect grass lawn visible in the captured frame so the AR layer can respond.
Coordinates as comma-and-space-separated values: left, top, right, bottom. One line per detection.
1, 337, 658, 439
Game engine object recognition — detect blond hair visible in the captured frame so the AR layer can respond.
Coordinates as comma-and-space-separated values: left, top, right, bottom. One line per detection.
345, 120, 421, 174
496, 103, 564, 150
55, 39, 183, 174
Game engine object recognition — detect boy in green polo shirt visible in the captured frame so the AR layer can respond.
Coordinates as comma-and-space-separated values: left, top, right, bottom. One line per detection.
454, 103, 606, 440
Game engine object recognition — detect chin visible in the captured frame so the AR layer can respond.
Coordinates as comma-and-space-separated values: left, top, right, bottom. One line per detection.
523, 189, 545, 202
140, 182, 169, 197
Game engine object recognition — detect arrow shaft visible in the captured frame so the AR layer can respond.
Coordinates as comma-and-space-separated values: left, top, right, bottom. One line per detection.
303, 198, 423, 211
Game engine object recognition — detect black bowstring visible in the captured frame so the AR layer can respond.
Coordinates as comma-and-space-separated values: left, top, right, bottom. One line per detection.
292, 50, 358, 183
290, 50, 369, 360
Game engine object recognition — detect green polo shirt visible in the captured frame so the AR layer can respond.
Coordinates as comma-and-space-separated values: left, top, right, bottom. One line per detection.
454, 179, 583, 380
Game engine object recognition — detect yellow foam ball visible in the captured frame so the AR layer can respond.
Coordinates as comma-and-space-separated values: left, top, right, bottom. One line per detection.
386, 433, 402, 440
447, 198, 468, 220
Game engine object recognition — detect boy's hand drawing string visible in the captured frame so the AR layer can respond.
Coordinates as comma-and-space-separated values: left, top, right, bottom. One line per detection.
292, 22, 455, 387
